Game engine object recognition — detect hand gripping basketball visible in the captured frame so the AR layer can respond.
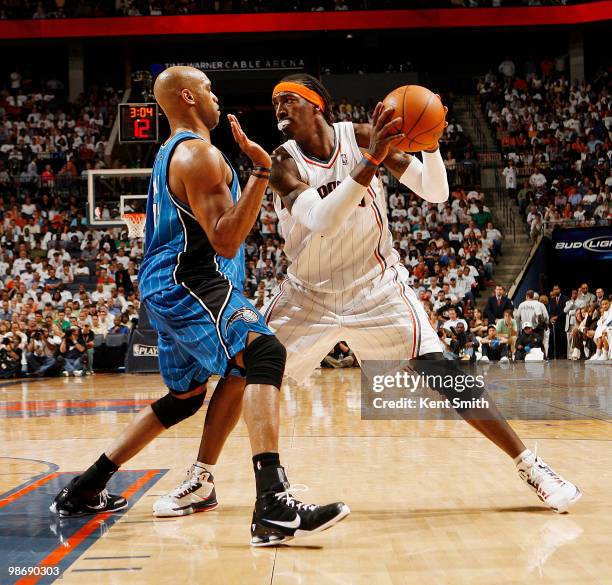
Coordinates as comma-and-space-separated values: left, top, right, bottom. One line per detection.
227, 114, 272, 168
367, 102, 405, 163
382, 86, 449, 152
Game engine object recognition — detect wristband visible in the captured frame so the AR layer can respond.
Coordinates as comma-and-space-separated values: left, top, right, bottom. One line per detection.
362, 152, 381, 167
253, 166, 272, 174
251, 171, 270, 180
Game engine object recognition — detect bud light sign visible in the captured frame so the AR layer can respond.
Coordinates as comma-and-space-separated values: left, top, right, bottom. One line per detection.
552, 227, 612, 261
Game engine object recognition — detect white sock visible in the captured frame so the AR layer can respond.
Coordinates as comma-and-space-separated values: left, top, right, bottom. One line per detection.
514, 449, 533, 466
192, 461, 215, 476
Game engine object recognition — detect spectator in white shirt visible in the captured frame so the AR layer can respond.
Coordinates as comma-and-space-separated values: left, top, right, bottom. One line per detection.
259, 203, 277, 236
389, 192, 405, 209
115, 248, 130, 269
443, 308, 468, 332
529, 168, 547, 189
498, 58, 516, 78
92, 284, 111, 303
515, 290, 549, 334
464, 221, 482, 239
73, 259, 90, 276
502, 159, 518, 200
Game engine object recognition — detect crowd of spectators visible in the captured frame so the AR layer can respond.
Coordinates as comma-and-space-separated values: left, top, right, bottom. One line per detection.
478, 59, 611, 238
0, 216, 140, 378
0, 72, 119, 197
434, 283, 611, 362
0, 0, 585, 19
0, 67, 139, 378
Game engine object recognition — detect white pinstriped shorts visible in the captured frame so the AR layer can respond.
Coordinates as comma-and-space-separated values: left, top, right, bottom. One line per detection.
262, 264, 442, 383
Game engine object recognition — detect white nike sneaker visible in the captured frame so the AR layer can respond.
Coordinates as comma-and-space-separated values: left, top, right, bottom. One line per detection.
588, 350, 601, 361
153, 466, 218, 517
516, 450, 582, 513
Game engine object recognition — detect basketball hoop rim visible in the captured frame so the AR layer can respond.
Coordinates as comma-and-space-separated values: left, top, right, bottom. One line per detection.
122, 212, 146, 238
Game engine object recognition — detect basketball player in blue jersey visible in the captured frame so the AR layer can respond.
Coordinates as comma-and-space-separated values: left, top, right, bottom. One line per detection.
50, 66, 349, 547
161, 74, 580, 516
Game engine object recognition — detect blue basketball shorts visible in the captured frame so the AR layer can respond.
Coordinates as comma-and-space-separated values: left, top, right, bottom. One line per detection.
143, 278, 272, 392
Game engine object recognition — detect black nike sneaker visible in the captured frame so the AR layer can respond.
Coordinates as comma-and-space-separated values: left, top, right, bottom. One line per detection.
250, 484, 350, 547
49, 477, 128, 518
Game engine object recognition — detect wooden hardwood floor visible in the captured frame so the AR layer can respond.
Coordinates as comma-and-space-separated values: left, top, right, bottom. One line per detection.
1, 362, 610, 584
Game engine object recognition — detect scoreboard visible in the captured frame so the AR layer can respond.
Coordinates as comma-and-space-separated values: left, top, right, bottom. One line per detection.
118, 103, 159, 143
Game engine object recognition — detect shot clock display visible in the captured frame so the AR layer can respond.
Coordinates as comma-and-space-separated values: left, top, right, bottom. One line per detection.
119, 103, 159, 143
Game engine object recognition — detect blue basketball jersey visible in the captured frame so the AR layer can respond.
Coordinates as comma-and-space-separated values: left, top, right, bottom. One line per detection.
139, 131, 246, 299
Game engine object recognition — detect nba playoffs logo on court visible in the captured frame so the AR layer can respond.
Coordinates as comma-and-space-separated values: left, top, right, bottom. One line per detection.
133, 344, 158, 357
226, 308, 259, 333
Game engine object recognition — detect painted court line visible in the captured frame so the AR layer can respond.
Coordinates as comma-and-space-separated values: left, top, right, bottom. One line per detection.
71, 568, 143, 572
0, 473, 59, 510
14, 470, 159, 585
83, 555, 151, 560
0, 398, 155, 412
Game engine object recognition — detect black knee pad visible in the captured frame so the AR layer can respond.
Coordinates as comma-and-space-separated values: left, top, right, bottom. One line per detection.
409, 352, 485, 412
243, 334, 286, 390
151, 387, 207, 429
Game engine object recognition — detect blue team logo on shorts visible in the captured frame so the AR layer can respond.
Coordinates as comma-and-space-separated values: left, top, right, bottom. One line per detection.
226, 307, 260, 335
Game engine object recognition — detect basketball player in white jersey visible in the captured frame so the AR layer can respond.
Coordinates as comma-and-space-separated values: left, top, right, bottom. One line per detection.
155, 74, 580, 518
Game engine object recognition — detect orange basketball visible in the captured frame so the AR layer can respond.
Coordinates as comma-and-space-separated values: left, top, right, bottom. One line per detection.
382, 85, 446, 152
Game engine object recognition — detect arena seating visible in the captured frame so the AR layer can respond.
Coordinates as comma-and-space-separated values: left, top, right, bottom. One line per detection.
0, 0, 588, 19
478, 59, 610, 238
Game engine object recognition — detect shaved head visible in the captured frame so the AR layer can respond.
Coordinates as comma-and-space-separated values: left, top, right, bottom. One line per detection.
153, 66, 220, 131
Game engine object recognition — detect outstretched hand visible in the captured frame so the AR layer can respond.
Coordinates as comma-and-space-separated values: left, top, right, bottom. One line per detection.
227, 114, 272, 168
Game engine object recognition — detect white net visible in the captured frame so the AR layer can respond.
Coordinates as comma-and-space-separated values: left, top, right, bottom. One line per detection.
122, 213, 146, 239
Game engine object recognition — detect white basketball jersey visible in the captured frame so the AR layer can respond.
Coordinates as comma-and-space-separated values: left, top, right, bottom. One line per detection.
275, 122, 399, 293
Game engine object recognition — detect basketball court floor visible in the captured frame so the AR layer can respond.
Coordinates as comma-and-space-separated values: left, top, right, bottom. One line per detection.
1, 362, 611, 584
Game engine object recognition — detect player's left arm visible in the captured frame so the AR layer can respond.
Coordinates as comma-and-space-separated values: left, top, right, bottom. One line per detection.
353, 117, 449, 204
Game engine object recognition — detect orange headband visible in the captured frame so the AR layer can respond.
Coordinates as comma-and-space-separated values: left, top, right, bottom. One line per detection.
272, 82, 325, 112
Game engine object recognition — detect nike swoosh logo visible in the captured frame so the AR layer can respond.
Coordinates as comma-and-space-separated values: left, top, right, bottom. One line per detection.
263, 515, 300, 529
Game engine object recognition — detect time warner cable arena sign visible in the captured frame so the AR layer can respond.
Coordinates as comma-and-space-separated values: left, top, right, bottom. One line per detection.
163, 59, 305, 72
